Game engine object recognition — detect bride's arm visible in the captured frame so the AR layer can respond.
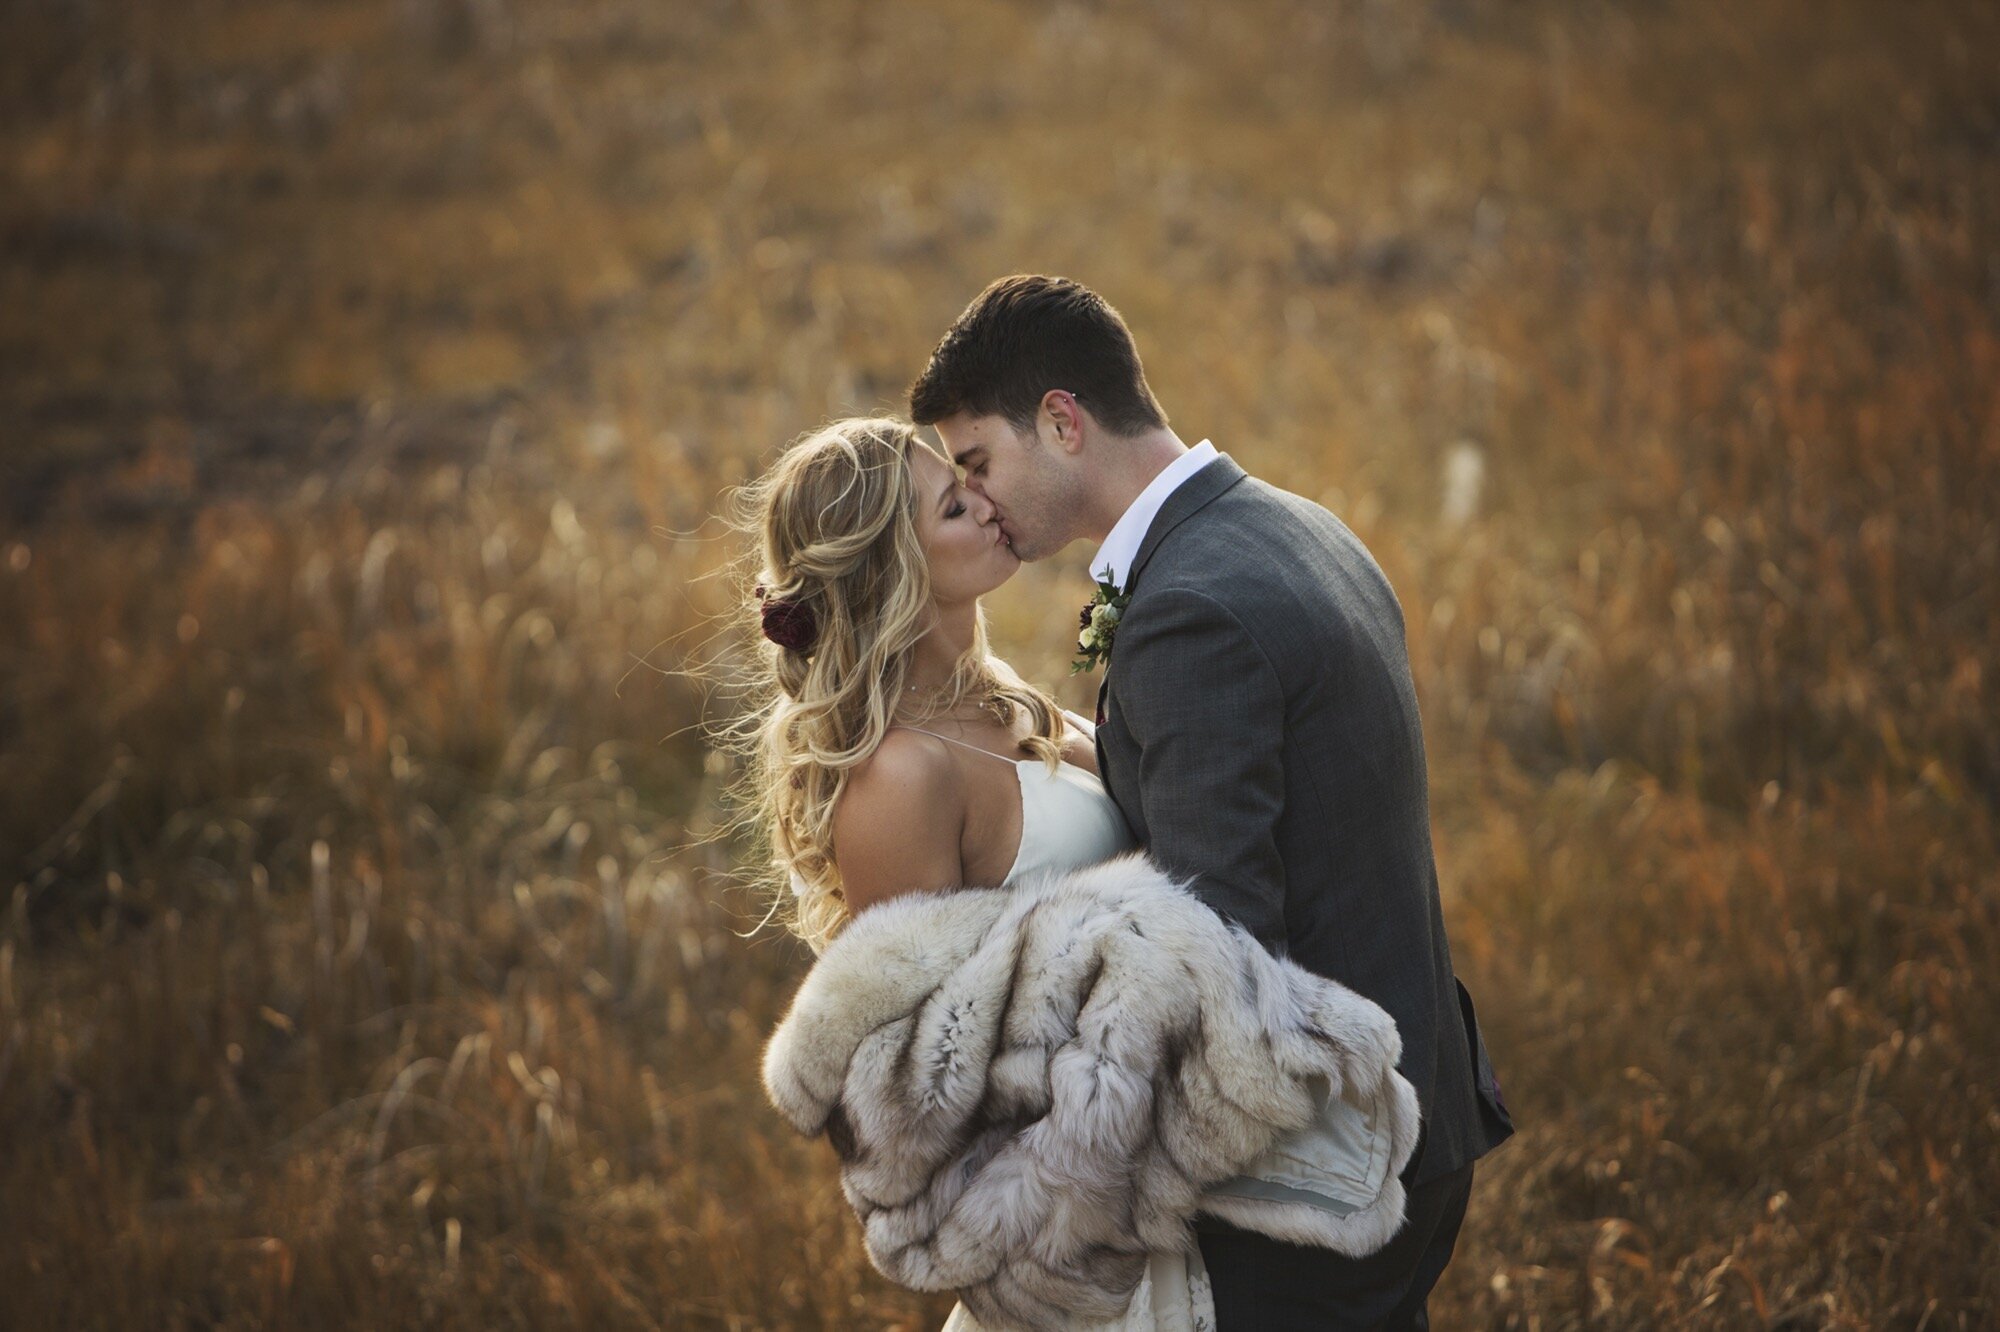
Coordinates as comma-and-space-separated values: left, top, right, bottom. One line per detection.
831, 731, 967, 915
1057, 708, 1102, 775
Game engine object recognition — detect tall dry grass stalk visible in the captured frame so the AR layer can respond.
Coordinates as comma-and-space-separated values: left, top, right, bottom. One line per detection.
4, 0, 1997, 1326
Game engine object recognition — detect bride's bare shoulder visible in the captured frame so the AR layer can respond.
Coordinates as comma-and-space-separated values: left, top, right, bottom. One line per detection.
832, 730, 966, 912
842, 728, 958, 801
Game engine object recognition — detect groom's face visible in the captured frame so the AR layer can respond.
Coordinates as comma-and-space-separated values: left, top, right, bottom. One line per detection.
935, 412, 1079, 562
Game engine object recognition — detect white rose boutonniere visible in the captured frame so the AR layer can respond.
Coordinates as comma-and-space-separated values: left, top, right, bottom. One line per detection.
1070, 567, 1131, 675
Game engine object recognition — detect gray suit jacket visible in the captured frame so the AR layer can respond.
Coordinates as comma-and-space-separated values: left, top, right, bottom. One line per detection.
1093, 452, 1514, 1185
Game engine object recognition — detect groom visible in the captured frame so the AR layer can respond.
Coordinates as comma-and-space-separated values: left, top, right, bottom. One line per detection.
909, 275, 1514, 1329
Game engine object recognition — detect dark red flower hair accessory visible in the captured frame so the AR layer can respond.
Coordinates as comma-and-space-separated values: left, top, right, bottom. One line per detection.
755, 583, 818, 654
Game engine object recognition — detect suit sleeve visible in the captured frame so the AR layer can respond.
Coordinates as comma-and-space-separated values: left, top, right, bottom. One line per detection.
1112, 585, 1289, 953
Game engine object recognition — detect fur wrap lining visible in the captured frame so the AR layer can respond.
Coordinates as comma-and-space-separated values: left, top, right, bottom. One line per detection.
761, 852, 1423, 1329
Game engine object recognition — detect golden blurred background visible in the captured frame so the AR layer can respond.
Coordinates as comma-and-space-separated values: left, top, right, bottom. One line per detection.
3, 0, 1997, 1326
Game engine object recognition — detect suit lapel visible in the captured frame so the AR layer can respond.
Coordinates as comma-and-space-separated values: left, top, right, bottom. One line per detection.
1123, 453, 1247, 595
1092, 679, 1109, 762
1096, 453, 1247, 821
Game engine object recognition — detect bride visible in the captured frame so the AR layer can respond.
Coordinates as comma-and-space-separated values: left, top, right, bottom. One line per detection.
743, 415, 1127, 930
733, 417, 1410, 1330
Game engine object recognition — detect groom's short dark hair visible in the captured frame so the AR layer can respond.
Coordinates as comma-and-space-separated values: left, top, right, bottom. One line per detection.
907, 276, 1168, 437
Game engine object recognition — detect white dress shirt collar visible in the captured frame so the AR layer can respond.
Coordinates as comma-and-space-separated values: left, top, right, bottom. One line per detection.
1087, 439, 1218, 590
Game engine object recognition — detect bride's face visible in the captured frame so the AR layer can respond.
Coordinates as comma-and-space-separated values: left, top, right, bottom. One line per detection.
911, 444, 1018, 606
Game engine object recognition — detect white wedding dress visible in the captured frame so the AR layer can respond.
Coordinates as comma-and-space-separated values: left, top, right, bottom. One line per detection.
901, 715, 1219, 1332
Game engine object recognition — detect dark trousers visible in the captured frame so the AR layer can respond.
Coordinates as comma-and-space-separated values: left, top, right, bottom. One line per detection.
1194, 1162, 1476, 1330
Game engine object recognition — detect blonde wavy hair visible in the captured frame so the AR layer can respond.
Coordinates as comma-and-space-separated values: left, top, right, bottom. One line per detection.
726, 417, 1066, 954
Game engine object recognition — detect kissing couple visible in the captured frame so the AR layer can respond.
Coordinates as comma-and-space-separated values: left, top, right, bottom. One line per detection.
748, 276, 1514, 1330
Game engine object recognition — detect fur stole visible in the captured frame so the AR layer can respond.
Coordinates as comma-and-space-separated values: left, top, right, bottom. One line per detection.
761, 852, 1422, 1330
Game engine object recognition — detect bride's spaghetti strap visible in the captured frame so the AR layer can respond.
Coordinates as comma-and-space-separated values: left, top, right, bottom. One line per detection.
893, 725, 1022, 766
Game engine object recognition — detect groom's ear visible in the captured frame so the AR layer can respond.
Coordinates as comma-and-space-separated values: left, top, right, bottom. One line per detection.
1038, 389, 1087, 456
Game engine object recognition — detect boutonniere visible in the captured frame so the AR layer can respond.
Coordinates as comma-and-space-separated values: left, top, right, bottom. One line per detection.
1070, 567, 1131, 675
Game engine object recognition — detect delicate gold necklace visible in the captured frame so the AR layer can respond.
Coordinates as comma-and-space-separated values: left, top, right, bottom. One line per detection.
898, 680, 1005, 726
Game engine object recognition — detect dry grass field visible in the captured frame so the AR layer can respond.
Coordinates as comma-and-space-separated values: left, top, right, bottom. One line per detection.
4, 0, 1998, 1326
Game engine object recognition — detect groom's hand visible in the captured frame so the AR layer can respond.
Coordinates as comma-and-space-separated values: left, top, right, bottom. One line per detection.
1116, 585, 1288, 954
